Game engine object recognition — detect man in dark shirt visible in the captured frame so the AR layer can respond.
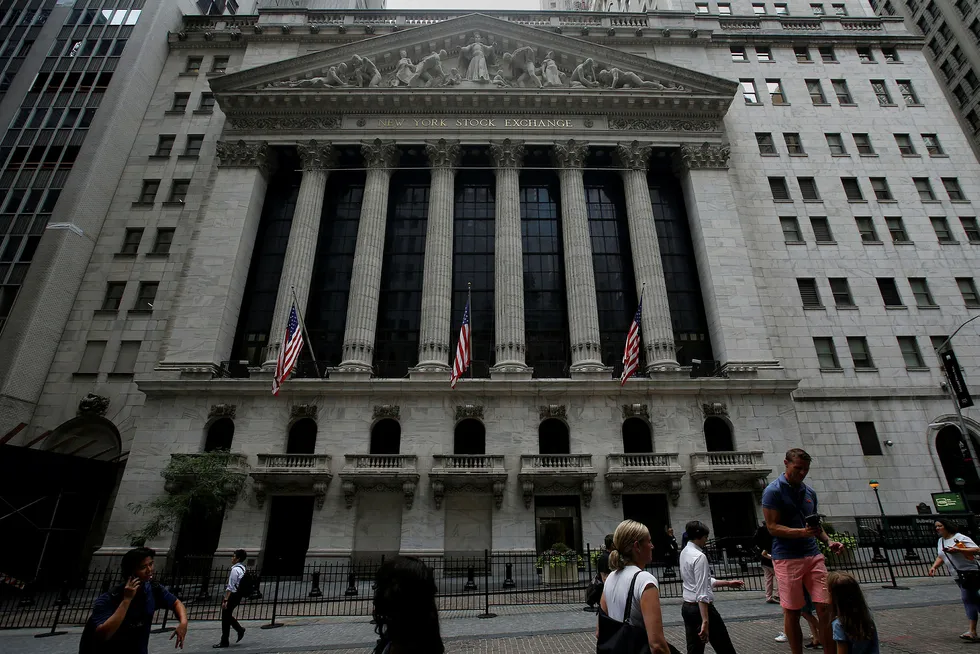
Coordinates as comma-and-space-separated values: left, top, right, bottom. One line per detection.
597, 533, 613, 582
83, 547, 188, 654
754, 521, 778, 603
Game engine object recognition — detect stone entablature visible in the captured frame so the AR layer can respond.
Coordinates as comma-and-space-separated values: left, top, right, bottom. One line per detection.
429, 455, 507, 510
251, 453, 333, 509
339, 454, 420, 509
689, 450, 771, 506
605, 453, 685, 508
518, 454, 597, 509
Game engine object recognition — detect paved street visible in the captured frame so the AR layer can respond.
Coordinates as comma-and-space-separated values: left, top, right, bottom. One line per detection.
0, 577, 968, 653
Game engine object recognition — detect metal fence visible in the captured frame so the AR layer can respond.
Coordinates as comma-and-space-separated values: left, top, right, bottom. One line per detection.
0, 516, 966, 631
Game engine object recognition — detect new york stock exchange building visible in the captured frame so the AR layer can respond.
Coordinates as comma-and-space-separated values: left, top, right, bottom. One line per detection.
9, 1, 979, 574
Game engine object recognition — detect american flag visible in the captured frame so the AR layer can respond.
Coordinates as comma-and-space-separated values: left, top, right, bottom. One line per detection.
450, 300, 471, 389
272, 304, 303, 396
620, 296, 643, 386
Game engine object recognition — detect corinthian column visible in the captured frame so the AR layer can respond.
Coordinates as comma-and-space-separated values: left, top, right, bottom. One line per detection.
552, 140, 608, 377
264, 140, 334, 369
615, 141, 678, 370
414, 139, 461, 374
489, 139, 531, 378
336, 140, 399, 377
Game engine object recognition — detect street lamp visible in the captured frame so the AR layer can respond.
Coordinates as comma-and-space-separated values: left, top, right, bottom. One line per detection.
867, 480, 908, 590
869, 480, 884, 515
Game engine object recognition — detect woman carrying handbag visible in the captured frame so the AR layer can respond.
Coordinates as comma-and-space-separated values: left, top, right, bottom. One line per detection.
596, 519, 675, 654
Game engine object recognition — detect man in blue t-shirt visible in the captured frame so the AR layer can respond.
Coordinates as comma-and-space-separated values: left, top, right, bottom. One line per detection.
82, 547, 188, 654
761, 448, 843, 654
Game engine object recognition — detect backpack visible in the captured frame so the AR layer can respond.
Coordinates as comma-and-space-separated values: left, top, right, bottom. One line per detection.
237, 569, 257, 598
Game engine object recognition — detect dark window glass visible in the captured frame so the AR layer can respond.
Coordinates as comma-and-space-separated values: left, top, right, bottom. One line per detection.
856, 422, 883, 455
374, 172, 429, 379
521, 173, 569, 378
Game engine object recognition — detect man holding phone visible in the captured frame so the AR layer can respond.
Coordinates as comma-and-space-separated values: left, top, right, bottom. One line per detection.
762, 448, 843, 654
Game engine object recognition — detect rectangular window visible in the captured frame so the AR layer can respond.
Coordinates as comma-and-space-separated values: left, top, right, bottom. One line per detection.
958, 278, 980, 307
171, 93, 189, 112
767, 79, 787, 104
753, 3, 766, 15
922, 134, 944, 156
774, 3, 788, 15
882, 47, 900, 63
155, 135, 175, 157
955, 86, 970, 107
819, 46, 836, 62
757, 46, 774, 62
841, 177, 864, 201
811, 3, 825, 15
153, 228, 175, 254
832, 3, 847, 16
810, 216, 833, 242
931, 217, 955, 242
877, 278, 903, 306
961, 217, 980, 243
185, 57, 202, 73
943, 178, 967, 202
757, 132, 777, 155
211, 56, 229, 74
897, 80, 920, 104
120, 228, 143, 255
832, 79, 852, 103
932, 335, 951, 354
785, 133, 806, 155
780, 217, 803, 242
798, 278, 822, 307
855, 217, 879, 242
731, 46, 747, 62
856, 422, 883, 455
695, 1, 709, 12
168, 180, 190, 203
914, 177, 937, 201
894, 134, 916, 156
184, 135, 204, 157
77, 340, 106, 374
853, 133, 874, 155
898, 336, 926, 368
965, 110, 979, 133
795, 47, 812, 63
885, 217, 910, 243
909, 277, 936, 307
813, 337, 840, 370
113, 341, 140, 375
198, 93, 215, 113
741, 80, 760, 104
829, 278, 854, 307
870, 177, 893, 201
769, 177, 791, 201
847, 336, 875, 369
139, 180, 159, 204
133, 282, 158, 312
799, 177, 820, 200
857, 47, 875, 63
718, 3, 732, 14
102, 282, 126, 311
871, 80, 893, 105
826, 133, 847, 155
807, 79, 827, 103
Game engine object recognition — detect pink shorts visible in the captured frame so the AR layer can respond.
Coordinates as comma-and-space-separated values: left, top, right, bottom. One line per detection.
773, 555, 830, 610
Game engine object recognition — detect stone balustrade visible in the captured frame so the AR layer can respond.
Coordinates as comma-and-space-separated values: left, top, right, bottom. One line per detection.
430, 455, 507, 510
250, 453, 333, 509
605, 452, 684, 508
256, 453, 332, 470
339, 454, 420, 509
689, 450, 772, 507
518, 454, 596, 509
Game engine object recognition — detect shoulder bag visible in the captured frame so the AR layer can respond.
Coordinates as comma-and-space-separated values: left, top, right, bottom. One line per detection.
596, 570, 649, 654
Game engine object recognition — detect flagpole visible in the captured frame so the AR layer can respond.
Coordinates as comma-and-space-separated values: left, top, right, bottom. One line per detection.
468, 281, 473, 379
290, 286, 321, 379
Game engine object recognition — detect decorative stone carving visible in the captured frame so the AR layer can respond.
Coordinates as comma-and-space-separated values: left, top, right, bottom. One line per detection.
396, 50, 452, 88
521, 479, 593, 508
361, 139, 400, 169
226, 115, 341, 131
209, 404, 236, 419
521, 480, 534, 509
596, 68, 683, 91
392, 49, 416, 86
291, 404, 318, 421
492, 480, 505, 510
675, 142, 731, 171
216, 140, 272, 171
373, 404, 400, 419
431, 479, 445, 509
455, 404, 485, 420
614, 141, 653, 171
551, 139, 588, 169
608, 118, 719, 132
539, 404, 567, 420
541, 51, 564, 87
308, 23, 319, 34
296, 140, 336, 172
78, 393, 110, 417
402, 480, 417, 509
350, 54, 382, 87
489, 139, 525, 169
702, 402, 728, 417
342, 479, 356, 508
457, 32, 495, 83
621, 403, 649, 420
569, 58, 598, 88
581, 479, 595, 508
425, 139, 462, 169
253, 480, 267, 508
609, 480, 624, 507
313, 481, 328, 509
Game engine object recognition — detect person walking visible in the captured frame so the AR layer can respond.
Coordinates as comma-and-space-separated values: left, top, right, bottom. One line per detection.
679, 520, 744, 654
372, 555, 444, 654
598, 533, 614, 582
597, 519, 672, 654
586, 534, 614, 611
754, 520, 779, 604
213, 549, 247, 648
761, 448, 844, 654
827, 571, 879, 653
662, 527, 680, 579
80, 546, 188, 653
928, 518, 980, 642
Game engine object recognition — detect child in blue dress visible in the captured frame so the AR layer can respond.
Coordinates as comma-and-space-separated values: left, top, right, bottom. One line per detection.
827, 571, 879, 654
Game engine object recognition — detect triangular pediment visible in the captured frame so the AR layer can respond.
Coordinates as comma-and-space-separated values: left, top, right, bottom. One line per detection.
210, 13, 737, 120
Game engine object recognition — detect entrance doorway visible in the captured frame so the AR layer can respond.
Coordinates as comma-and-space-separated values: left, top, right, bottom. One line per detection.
708, 492, 757, 540
534, 495, 582, 553
262, 496, 314, 576
936, 425, 980, 508
622, 494, 670, 562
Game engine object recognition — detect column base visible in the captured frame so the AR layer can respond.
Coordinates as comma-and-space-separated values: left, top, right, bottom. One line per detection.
490, 362, 533, 381
645, 360, 681, 373
569, 363, 614, 381
721, 359, 782, 373
409, 365, 450, 381
329, 365, 373, 381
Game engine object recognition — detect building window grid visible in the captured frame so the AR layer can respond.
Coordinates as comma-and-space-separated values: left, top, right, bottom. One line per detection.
826, 133, 847, 155
909, 277, 937, 307
832, 79, 853, 104
871, 80, 893, 105
931, 216, 955, 242
780, 216, 803, 242
120, 227, 142, 255
895, 134, 916, 156
877, 278, 904, 306
942, 177, 967, 201
922, 134, 944, 156
766, 79, 787, 105
914, 177, 937, 201
785, 133, 805, 155
842, 177, 864, 201
133, 281, 157, 313
853, 133, 875, 155
101, 281, 125, 311
897, 80, 920, 105
847, 336, 875, 369
797, 278, 822, 308
856, 422, 883, 455
870, 177, 893, 201
756, 132, 777, 155
807, 79, 827, 104
810, 216, 833, 242
152, 227, 174, 254
799, 177, 820, 200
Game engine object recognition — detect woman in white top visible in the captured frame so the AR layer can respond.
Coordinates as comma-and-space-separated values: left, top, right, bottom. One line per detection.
598, 519, 671, 654
928, 518, 980, 642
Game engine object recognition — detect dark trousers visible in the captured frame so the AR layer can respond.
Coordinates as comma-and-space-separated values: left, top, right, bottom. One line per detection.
220, 593, 243, 645
681, 602, 737, 654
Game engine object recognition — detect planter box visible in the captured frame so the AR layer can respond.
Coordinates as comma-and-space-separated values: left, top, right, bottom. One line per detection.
542, 561, 578, 584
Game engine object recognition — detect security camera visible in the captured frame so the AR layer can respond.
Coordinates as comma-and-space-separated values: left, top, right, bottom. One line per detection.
884, 440, 894, 447
940, 380, 949, 390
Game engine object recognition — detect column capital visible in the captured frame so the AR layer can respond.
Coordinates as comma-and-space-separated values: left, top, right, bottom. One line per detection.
425, 139, 462, 169
361, 139, 400, 169
614, 141, 653, 171
551, 139, 589, 169
489, 139, 525, 169
296, 140, 337, 171
216, 140, 274, 173
673, 142, 731, 173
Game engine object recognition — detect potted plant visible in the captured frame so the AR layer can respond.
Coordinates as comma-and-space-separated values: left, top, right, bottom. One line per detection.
537, 543, 582, 584
818, 525, 858, 565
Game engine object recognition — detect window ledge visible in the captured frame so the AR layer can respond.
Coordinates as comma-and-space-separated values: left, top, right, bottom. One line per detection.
861, 240, 884, 245
939, 240, 960, 245
131, 202, 154, 208
819, 367, 844, 373
847, 199, 868, 204
803, 199, 823, 203
789, 153, 808, 157
760, 153, 780, 157
901, 154, 921, 159
815, 240, 837, 245
107, 372, 135, 379
797, 60, 814, 64
178, 71, 199, 77
966, 305, 980, 310
192, 110, 214, 116
164, 110, 186, 116
94, 309, 118, 316
127, 310, 153, 316
177, 154, 200, 161
929, 154, 949, 158
773, 199, 794, 204
113, 252, 137, 259
854, 367, 879, 372
886, 61, 903, 64
906, 367, 930, 372
207, 71, 227, 76
839, 102, 858, 107
893, 241, 915, 245
758, 60, 775, 64
885, 305, 908, 310
831, 154, 850, 158
921, 200, 942, 204
72, 372, 99, 379
161, 201, 186, 208
771, 102, 792, 106
860, 61, 876, 65
951, 200, 972, 204
968, 239, 980, 245
917, 304, 941, 310
803, 305, 825, 311
784, 240, 806, 245
907, 103, 925, 108
835, 305, 858, 310
148, 155, 171, 161
145, 252, 170, 258
878, 103, 898, 108
812, 102, 831, 107
859, 153, 879, 158
877, 199, 898, 203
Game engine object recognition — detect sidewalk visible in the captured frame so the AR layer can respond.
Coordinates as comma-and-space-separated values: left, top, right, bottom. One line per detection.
0, 576, 960, 654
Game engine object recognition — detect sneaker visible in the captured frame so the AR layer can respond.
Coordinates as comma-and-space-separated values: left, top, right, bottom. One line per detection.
775, 633, 788, 643
236, 628, 246, 643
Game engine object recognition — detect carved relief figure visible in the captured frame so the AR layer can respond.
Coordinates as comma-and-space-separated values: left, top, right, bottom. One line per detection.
511, 46, 542, 88
569, 58, 598, 88
350, 54, 382, 87
492, 51, 515, 87
597, 67, 665, 90
541, 51, 563, 87
393, 49, 416, 86
457, 32, 495, 83
410, 50, 450, 88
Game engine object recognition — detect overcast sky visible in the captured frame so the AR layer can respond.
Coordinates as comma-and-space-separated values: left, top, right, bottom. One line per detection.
386, 0, 539, 10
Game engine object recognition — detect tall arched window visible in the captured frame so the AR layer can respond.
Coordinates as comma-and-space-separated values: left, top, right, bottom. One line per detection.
454, 419, 486, 455
539, 418, 570, 455
704, 417, 734, 452
370, 419, 401, 455
204, 418, 234, 452
287, 418, 317, 455
622, 418, 652, 453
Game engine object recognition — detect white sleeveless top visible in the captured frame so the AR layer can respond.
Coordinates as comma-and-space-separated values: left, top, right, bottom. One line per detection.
603, 565, 659, 627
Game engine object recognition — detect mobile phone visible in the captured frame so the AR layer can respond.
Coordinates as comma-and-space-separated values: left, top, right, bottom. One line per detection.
805, 514, 822, 529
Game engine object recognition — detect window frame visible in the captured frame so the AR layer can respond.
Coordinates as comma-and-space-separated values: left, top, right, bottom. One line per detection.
885, 216, 910, 243
184, 56, 203, 74
829, 278, 854, 307
922, 133, 944, 156
871, 79, 893, 105
819, 46, 837, 63
785, 133, 806, 155
847, 336, 875, 369
942, 177, 967, 202
870, 177, 894, 202
914, 177, 937, 202
957, 277, 980, 308
170, 93, 189, 112
101, 282, 126, 312
168, 179, 190, 203
813, 337, 841, 370
898, 336, 926, 369
766, 79, 788, 105
897, 79, 920, 105
211, 56, 229, 74
137, 180, 159, 205
855, 216, 880, 242
841, 177, 864, 202
931, 216, 955, 243
120, 228, 143, 255
877, 277, 904, 307
825, 133, 847, 155
797, 278, 823, 308
960, 217, 980, 243
112, 340, 141, 376
810, 216, 834, 242
152, 228, 175, 255
730, 46, 747, 63
741, 79, 760, 105
769, 176, 791, 201
799, 177, 820, 201
154, 135, 175, 158
832, 79, 853, 104
807, 79, 828, 104
894, 134, 916, 156
183, 134, 204, 158
853, 133, 875, 155
132, 281, 158, 313
909, 277, 937, 307
780, 217, 803, 242
756, 132, 778, 155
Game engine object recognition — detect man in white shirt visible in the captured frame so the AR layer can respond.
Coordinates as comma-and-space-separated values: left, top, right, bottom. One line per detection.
679, 520, 744, 654
214, 549, 247, 648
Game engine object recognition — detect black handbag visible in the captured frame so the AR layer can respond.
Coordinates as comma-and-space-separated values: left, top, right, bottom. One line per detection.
586, 572, 604, 607
596, 570, 651, 654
